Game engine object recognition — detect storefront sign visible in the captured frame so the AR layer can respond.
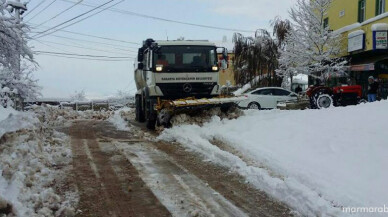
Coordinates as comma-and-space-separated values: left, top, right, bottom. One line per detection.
350, 63, 375, 71
375, 31, 388, 49
348, 34, 364, 52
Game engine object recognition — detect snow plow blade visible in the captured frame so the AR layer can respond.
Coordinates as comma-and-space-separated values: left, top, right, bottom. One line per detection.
155, 95, 247, 127
170, 96, 247, 107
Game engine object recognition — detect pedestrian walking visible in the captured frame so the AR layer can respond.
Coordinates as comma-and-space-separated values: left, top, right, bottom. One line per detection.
367, 76, 379, 102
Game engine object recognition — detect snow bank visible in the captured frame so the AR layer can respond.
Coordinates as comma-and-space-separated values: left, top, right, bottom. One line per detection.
108, 107, 132, 131
30, 105, 112, 127
0, 108, 39, 138
158, 101, 388, 216
0, 107, 17, 122
0, 107, 78, 216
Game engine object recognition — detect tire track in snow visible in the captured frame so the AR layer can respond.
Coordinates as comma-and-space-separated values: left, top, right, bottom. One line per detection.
115, 141, 249, 217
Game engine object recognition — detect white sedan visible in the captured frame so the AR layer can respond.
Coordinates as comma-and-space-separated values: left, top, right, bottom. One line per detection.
238, 87, 298, 109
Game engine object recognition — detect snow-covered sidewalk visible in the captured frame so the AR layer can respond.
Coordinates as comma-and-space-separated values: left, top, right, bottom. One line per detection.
158, 101, 388, 216
0, 107, 78, 216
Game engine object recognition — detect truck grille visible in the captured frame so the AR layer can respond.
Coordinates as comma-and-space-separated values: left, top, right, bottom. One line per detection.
157, 83, 216, 99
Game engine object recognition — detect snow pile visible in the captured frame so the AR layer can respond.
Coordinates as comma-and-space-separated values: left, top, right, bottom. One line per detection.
108, 107, 133, 131
158, 101, 388, 216
233, 75, 266, 96
0, 107, 17, 122
0, 108, 39, 138
0, 108, 78, 216
30, 105, 112, 127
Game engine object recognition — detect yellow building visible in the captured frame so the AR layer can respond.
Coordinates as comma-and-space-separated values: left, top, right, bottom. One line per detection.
218, 53, 236, 87
326, 0, 388, 98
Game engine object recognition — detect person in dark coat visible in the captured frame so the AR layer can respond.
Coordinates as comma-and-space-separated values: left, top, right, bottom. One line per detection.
367, 76, 379, 102
295, 85, 303, 94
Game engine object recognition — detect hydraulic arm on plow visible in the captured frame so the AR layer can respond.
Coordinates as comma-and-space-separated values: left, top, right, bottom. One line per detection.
134, 38, 245, 129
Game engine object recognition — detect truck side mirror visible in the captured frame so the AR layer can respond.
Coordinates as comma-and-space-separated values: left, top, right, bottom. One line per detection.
137, 48, 144, 62
138, 63, 144, 70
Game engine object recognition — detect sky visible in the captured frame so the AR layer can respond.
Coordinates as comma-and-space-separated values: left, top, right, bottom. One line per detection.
26, 0, 296, 99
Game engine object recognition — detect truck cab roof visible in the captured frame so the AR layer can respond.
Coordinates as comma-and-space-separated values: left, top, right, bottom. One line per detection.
155, 40, 216, 47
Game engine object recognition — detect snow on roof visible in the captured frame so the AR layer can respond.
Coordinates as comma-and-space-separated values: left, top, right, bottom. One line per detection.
348, 30, 365, 38
332, 23, 361, 35
214, 41, 235, 53
333, 12, 388, 35
371, 23, 388, 31
293, 74, 309, 84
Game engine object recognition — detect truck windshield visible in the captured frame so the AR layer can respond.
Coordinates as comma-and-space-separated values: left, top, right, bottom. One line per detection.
153, 46, 217, 72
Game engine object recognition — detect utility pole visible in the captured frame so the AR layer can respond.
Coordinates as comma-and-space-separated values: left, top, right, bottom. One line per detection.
7, 0, 27, 109
6, 1, 27, 72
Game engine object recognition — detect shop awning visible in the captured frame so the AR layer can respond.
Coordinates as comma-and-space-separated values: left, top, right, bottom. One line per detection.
349, 54, 388, 71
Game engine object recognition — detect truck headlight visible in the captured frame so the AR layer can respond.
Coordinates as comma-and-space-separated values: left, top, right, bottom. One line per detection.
156, 65, 163, 72
212, 66, 219, 71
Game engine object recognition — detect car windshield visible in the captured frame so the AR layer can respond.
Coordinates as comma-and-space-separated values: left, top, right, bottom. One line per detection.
153, 46, 217, 72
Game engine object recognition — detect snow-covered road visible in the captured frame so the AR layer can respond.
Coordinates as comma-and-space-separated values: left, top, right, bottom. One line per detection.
65, 118, 291, 217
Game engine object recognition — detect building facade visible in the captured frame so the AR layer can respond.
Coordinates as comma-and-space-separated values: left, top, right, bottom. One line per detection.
327, 0, 388, 98
218, 53, 236, 87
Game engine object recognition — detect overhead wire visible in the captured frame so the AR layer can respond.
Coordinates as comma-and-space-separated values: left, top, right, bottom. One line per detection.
49, 35, 138, 51
59, 0, 256, 33
34, 39, 135, 55
34, 0, 84, 28
37, 53, 134, 61
29, 22, 140, 45
34, 51, 134, 59
33, 40, 135, 62
26, 0, 58, 22
34, 0, 124, 39
32, 0, 114, 38
28, 25, 139, 50
24, 0, 48, 17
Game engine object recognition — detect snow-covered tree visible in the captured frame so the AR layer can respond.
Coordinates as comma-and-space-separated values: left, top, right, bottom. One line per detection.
70, 90, 87, 102
0, 1, 38, 108
0, 64, 41, 107
277, 0, 347, 85
233, 30, 281, 88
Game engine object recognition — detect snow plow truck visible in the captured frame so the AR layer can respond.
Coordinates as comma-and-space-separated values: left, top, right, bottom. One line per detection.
134, 39, 245, 129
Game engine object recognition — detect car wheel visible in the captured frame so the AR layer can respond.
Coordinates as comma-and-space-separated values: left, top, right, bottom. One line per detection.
248, 102, 261, 110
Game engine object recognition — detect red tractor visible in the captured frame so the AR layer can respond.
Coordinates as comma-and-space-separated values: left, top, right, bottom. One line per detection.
306, 77, 365, 109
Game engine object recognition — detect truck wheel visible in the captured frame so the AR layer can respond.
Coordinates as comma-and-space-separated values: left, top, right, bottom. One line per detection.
157, 109, 171, 128
316, 94, 333, 109
146, 112, 157, 130
135, 95, 145, 122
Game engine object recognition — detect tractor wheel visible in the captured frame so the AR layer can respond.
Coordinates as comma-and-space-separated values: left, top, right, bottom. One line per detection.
316, 94, 333, 109
248, 102, 261, 110
358, 99, 367, 104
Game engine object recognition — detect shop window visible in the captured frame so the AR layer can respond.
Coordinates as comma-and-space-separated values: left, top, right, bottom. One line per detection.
358, 0, 366, 22
376, 0, 386, 15
323, 18, 329, 29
